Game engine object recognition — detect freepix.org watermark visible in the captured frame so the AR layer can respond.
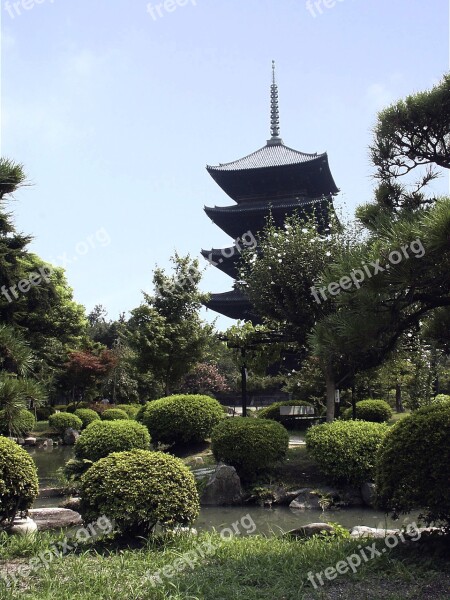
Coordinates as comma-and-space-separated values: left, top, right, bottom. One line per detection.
3, 0, 55, 20
311, 238, 425, 305
307, 522, 422, 589
147, 0, 197, 22
144, 513, 256, 587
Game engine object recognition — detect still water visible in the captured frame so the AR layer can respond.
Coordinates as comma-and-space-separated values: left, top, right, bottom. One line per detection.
27, 447, 421, 533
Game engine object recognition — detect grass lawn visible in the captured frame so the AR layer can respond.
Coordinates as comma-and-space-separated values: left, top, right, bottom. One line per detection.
0, 529, 448, 599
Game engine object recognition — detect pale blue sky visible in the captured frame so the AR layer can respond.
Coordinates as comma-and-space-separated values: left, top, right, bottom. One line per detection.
1, 0, 449, 330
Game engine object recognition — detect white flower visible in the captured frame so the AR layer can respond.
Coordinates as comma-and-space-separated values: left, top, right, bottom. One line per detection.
326, 251, 331, 257
302, 228, 308, 233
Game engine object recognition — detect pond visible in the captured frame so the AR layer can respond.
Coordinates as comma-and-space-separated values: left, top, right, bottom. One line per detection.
27, 447, 421, 533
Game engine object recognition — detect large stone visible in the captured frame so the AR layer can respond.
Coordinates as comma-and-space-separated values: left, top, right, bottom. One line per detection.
63, 428, 80, 445
59, 497, 81, 512
285, 522, 335, 538
38, 487, 66, 498
361, 482, 377, 507
200, 464, 243, 506
289, 489, 323, 510
28, 508, 82, 531
350, 526, 399, 538
24, 437, 37, 446
9, 517, 38, 536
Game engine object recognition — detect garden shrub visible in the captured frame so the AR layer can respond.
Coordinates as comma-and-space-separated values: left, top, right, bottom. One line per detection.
74, 408, 100, 429
306, 420, 388, 485
0, 436, 39, 527
74, 420, 151, 463
116, 404, 140, 418
35, 406, 55, 421
258, 400, 315, 427
65, 402, 89, 413
0, 409, 36, 436
376, 400, 450, 526
141, 395, 225, 445
48, 412, 83, 434
433, 394, 450, 404
79, 449, 199, 536
342, 399, 393, 423
211, 417, 289, 480
101, 408, 129, 421
135, 402, 151, 423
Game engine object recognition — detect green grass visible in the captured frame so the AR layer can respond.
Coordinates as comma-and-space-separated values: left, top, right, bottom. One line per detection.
0, 530, 448, 599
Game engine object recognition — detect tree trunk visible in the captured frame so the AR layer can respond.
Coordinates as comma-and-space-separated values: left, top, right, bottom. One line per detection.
395, 383, 404, 413
325, 363, 336, 422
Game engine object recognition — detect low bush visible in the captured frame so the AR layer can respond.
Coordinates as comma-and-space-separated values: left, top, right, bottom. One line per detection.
0, 436, 39, 527
433, 394, 450, 403
141, 395, 225, 445
135, 402, 151, 423
48, 412, 83, 435
342, 399, 393, 423
101, 408, 129, 421
35, 406, 55, 421
211, 418, 289, 480
79, 449, 199, 536
74, 420, 151, 463
74, 408, 100, 429
306, 420, 388, 485
258, 400, 315, 428
116, 404, 140, 418
65, 402, 90, 413
376, 400, 450, 525
0, 409, 36, 436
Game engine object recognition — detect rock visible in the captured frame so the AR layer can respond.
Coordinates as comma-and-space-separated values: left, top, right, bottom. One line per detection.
45, 438, 54, 448
333, 486, 365, 508
17, 438, 25, 445
63, 428, 80, 445
9, 516, 38, 536
285, 522, 335, 538
24, 437, 37, 446
59, 497, 81, 512
350, 526, 399, 538
193, 456, 204, 465
289, 489, 322, 510
361, 482, 377, 507
200, 463, 243, 506
28, 508, 82, 531
38, 487, 66, 498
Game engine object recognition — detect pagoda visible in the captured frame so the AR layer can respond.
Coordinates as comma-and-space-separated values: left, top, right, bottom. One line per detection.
202, 62, 339, 322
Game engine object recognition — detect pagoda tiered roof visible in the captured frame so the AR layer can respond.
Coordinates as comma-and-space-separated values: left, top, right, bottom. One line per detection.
200, 248, 240, 279
204, 288, 259, 322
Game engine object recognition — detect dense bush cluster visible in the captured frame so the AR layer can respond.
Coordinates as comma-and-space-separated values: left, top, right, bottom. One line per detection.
79, 449, 199, 536
0, 436, 39, 526
342, 399, 393, 423
74, 420, 151, 463
48, 412, 83, 434
116, 404, 140, 418
211, 417, 289, 480
306, 420, 389, 485
0, 409, 35, 436
101, 408, 129, 421
74, 408, 101, 429
376, 400, 450, 525
258, 400, 315, 427
141, 395, 225, 445
35, 406, 55, 421
65, 402, 90, 413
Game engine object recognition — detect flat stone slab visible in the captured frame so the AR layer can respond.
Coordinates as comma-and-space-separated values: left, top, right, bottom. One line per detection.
28, 508, 82, 531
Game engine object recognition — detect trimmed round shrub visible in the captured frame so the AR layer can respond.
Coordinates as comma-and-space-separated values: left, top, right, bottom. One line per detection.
342, 399, 393, 423
101, 408, 129, 421
211, 417, 289, 480
135, 402, 151, 423
142, 395, 225, 445
376, 400, 450, 525
0, 409, 36, 436
79, 449, 199, 536
65, 402, 89, 413
35, 406, 55, 421
48, 412, 83, 434
0, 436, 39, 527
116, 404, 140, 419
306, 420, 389, 485
74, 420, 151, 463
433, 394, 450, 403
74, 408, 100, 429
258, 400, 315, 427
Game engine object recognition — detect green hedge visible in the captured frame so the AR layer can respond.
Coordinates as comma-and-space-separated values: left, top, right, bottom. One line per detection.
342, 399, 393, 423
376, 400, 450, 525
79, 450, 199, 536
0, 436, 39, 527
101, 408, 129, 421
306, 420, 389, 485
258, 400, 315, 427
0, 409, 36, 436
48, 412, 83, 434
141, 395, 225, 445
116, 404, 140, 418
74, 420, 151, 463
65, 402, 90, 413
35, 406, 55, 421
74, 409, 101, 429
211, 417, 289, 480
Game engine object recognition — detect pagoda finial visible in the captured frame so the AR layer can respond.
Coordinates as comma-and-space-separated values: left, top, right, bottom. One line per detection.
268, 60, 282, 145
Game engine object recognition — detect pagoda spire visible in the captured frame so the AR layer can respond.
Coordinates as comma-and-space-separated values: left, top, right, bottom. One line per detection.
268, 60, 283, 145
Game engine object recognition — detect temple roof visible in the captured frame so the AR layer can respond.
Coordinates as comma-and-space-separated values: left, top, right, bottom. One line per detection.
200, 248, 240, 278
204, 195, 331, 239
205, 289, 260, 322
